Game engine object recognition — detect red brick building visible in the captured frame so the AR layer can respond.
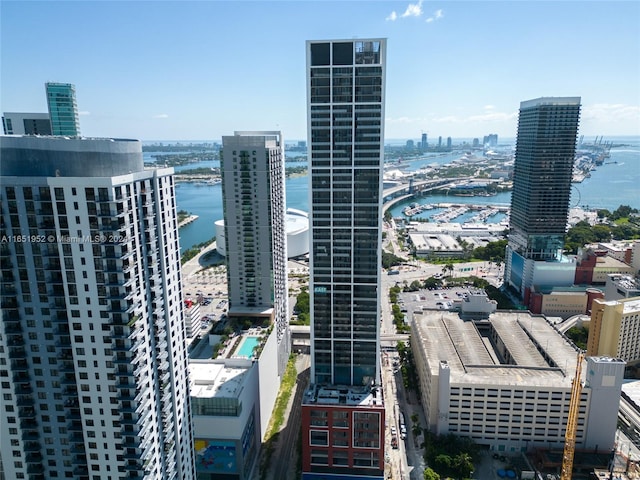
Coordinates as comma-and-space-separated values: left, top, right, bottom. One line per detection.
301, 386, 385, 480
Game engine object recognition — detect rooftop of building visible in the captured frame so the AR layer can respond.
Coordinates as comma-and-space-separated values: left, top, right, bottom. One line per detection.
412, 310, 583, 387
533, 285, 604, 295
608, 274, 640, 290
303, 384, 384, 408
587, 240, 640, 252
188, 360, 250, 399
595, 255, 632, 268
622, 380, 640, 410
1, 135, 143, 177
596, 296, 640, 314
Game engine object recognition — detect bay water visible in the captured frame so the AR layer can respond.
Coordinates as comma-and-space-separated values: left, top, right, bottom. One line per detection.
154, 137, 639, 252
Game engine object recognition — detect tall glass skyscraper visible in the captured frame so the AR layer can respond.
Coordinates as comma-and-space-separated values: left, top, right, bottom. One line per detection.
505, 97, 581, 298
45, 82, 80, 136
302, 39, 386, 480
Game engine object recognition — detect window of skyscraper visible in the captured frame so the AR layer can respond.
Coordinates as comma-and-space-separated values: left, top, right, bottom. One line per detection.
355, 41, 381, 64
332, 42, 353, 65
310, 43, 330, 66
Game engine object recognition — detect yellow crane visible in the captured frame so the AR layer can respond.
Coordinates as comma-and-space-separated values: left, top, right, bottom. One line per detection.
560, 351, 585, 480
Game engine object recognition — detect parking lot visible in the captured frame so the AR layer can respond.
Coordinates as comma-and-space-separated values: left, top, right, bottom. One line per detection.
397, 285, 471, 317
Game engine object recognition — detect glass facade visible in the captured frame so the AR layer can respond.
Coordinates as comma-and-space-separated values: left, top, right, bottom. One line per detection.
509, 97, 581, 261
307, 40, 386, 387
45, 82, 80, 136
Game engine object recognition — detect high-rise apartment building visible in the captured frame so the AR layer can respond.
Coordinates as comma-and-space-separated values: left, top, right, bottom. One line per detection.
220, 131, 290, 374
505, 97, 581, 299
2, 112, 52, 135
0, 136, 195, 479
588, 296, 640, 364
45, 82, 80, 136
188, 132, 291, 480
301, 38, 386, 480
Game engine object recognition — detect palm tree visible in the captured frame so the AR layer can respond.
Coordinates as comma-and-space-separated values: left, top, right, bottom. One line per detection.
453, 452, 474, 479
446, 263, 455, 278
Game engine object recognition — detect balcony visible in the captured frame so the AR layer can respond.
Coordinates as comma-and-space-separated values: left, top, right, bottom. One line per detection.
27, 463, 45, 474
69, 432, 85, 443
61, 373, 76, 385
113, 354, 133, 365
15, 383, 33, 395
7, 333, 24, 346
17, 395, 35, 407
4, 321, 22, 334
21, 430, 40, 441
112, 341, 133, 352
117, 378, 135, 388
1, 297, 18, 308
123, 449, 142, 460
65, 409, 81, 421
62, 386, 78, 397
13, 372, 31, 383
23, 441, 41, 452
59, 360, 75, 372
8, 346, 27, 359
20, 418, 38, 429
63, 397, 79, 408
71, 444, 86, 454
136, 395, 152, 415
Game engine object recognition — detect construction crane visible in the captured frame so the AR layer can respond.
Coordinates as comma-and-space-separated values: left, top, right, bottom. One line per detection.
560, 351, 585, 480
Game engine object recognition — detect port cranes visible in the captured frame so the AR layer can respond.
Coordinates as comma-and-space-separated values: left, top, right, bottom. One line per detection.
560, 351, 585, 480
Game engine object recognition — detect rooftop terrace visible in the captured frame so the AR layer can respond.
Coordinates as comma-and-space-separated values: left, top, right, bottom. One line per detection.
303, 384, 384, 407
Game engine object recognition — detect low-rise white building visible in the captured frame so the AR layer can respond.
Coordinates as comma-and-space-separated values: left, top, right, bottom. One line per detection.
459, 289, 498, 318
605, 274, 640, 300
190, 328, 283, 480
411, 310, 625, 453
408, 232, 464, 258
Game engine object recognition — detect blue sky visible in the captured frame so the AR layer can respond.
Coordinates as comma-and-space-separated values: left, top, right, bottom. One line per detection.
1, 0, 639, 142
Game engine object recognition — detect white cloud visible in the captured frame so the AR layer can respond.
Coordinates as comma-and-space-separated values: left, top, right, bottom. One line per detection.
582, 103, 640, 123
467, 111, 518, 122
152, 114, 169, 119
429, 110, 517, 125
386, 116, 424, 124
483, 105, 496, 111
402, 0, 423, 18
386, 11, 397, 21
78, 111, 90, 116
426, 8, 444, 23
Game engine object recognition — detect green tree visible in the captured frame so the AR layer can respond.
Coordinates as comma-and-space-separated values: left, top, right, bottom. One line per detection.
424, 468, 440, 480
435, 454, 452, 469
453, 452, 474, 479
423, 277, 443, 290
382, 250, 404, 269
566, 326, 589, 349
444, 263, 455, 278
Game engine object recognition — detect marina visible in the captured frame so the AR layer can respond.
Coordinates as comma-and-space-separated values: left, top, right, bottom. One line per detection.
403, 202, 509, 224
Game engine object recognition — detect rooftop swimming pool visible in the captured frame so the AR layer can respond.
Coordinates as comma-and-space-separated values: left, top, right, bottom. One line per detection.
236, 336, 260, 358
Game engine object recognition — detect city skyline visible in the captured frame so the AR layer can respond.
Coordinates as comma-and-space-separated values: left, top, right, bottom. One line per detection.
1, 1, 639, 141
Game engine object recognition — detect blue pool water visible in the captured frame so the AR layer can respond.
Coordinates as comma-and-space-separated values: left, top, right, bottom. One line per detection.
236, 336, 260, 358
